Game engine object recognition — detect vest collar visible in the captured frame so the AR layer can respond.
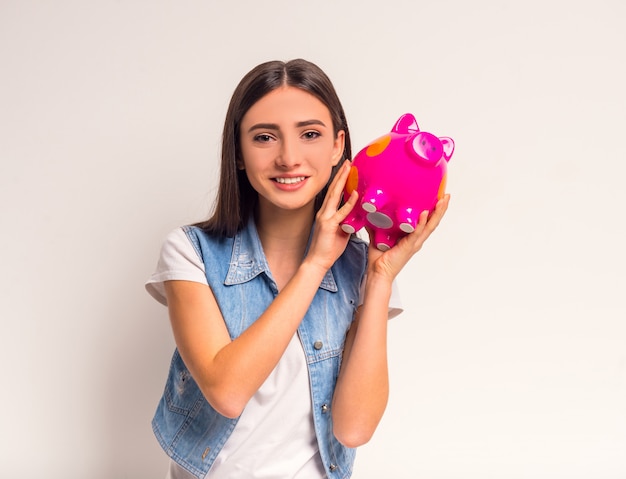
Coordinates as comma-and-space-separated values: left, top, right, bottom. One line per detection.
224, 217, 337, 292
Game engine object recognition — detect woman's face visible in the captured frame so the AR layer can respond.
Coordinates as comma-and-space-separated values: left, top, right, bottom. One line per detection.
239, 86, 345, 216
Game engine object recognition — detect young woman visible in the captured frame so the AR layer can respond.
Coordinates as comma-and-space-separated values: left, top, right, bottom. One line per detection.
146, 59, 449, 479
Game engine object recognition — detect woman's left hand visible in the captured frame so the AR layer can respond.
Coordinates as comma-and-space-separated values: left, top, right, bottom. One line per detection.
366, 194, 450, 281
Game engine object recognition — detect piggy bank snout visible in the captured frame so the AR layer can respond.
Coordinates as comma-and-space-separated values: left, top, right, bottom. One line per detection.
409, 132, 445, 164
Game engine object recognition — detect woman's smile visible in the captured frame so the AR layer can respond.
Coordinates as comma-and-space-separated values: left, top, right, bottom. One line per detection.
272, 176, 309, 192
273, 176, 307, 185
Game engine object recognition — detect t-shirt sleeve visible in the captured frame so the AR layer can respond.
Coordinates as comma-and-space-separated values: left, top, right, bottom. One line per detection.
145, 227, 208, 306
358, 274, 404, 320
388, 280, 403, 319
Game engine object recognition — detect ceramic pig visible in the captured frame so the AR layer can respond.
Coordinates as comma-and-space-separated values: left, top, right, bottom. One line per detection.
341, 113, 454, 251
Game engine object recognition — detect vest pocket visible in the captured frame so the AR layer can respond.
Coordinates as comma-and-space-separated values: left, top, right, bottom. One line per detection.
163, 350, 204, 415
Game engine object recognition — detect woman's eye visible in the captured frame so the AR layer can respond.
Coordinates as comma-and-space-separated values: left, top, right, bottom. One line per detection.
302, 131, 321, 140
254, 134, 274, 143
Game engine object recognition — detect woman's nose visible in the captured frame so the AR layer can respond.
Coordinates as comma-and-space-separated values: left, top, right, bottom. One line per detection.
275, 138, 301, 168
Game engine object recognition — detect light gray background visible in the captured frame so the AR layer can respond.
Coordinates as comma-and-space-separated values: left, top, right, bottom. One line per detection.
1, 1, 625, 477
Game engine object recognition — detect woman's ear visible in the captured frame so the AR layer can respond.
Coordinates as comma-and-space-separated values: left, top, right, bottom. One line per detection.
236, 156, 245, 170
332, 130, 346, 166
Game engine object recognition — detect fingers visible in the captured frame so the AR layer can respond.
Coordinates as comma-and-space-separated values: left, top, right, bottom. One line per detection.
328, 160, 352, 202
335, 189, 359, 222
318, 160, 352, 217
398, 194, 450, 252
363, 194, 450, 280
422, 194, 450, 233
307, 161, 356, 269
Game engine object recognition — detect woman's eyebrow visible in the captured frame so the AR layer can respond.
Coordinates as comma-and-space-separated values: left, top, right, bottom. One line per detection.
295, 119, 327, 128
247, 119, 327, 133
247, 123, 279, 133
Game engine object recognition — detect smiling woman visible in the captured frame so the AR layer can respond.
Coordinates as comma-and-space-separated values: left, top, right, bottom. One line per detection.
238, 86, 345, 215
145, 58, 449, 479
195, 59, 353, 239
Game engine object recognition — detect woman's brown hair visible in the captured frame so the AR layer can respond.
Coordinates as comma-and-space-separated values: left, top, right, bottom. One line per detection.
196, 59, 352, 237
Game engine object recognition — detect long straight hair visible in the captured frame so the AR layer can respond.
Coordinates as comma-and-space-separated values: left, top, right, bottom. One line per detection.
196, 59, 352, 237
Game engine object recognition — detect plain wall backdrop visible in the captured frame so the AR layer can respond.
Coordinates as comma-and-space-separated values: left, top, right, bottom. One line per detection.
1, 1, 625, 477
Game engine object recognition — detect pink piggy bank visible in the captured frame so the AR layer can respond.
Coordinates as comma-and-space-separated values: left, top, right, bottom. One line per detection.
341, 113, 454, 251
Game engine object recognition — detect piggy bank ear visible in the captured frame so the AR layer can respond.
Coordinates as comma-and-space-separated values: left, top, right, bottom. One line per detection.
392, 113, 420, 134
440, 137, 455, 161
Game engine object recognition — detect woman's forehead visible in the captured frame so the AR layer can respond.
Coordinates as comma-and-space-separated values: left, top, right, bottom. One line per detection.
242, 86, 332, 127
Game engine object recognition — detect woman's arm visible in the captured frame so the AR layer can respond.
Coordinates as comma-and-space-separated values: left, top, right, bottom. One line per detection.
331, 194, 450, 447
165, 161, 359, 419
165, 259, 328, 418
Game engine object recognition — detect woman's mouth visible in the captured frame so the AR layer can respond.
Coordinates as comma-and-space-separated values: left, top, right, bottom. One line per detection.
273, 176, 307, 185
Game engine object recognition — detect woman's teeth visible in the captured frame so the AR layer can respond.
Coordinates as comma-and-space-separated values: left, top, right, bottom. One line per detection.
274, 176, 306, 184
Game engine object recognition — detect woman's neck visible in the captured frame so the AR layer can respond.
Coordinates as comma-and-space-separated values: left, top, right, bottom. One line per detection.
255, 205, 314, 255
254, 204, 316, 291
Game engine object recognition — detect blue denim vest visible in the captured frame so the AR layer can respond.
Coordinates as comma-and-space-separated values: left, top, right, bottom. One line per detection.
152, 218, 368, 478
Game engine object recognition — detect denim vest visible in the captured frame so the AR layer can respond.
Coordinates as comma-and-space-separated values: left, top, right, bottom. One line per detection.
152, 218, 368, 478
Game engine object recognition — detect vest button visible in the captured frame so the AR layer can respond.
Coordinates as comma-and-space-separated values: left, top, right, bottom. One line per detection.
321, 403, 329, 413
329, 463, 338, 471
313, 340, 323, 350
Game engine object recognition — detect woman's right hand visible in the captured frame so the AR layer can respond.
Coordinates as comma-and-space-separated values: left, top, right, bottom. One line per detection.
304, 160, 359, 272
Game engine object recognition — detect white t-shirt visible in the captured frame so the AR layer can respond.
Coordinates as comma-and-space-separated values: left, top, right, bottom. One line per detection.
147, 228, 403, 479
